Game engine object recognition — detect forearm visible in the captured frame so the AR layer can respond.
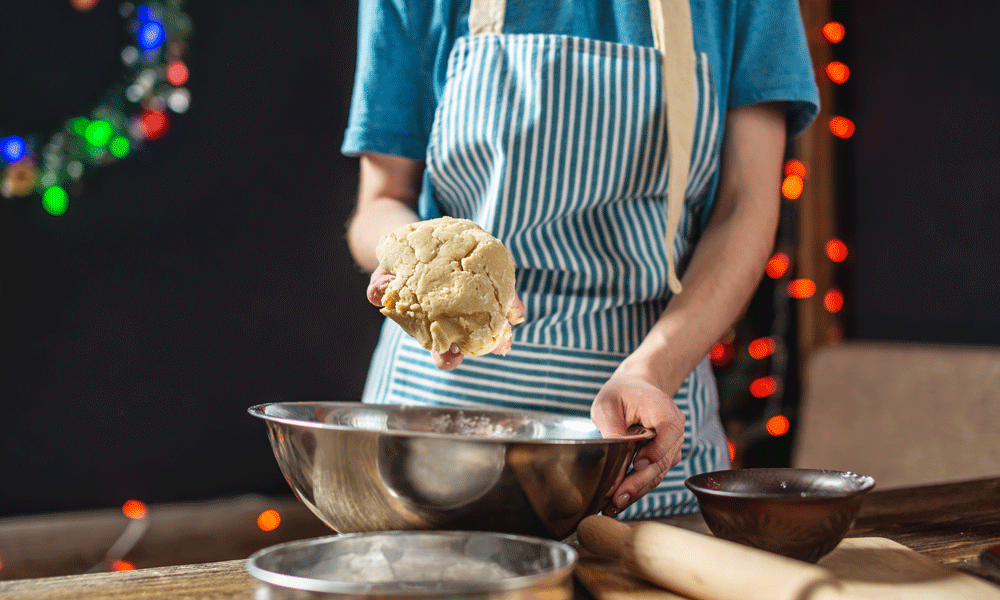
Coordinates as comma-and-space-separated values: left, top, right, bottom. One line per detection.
620, 103, 787, 394
346, 152, 424, 273
348, 198, 420, 272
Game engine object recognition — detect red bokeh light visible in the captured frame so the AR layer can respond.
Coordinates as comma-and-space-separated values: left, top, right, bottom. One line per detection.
784, 159, 807, 179
824, 289, 845, 313
766, 253, 790, 279
781, 175, 804, 200
748, 337, 776, 360
766, 415, 791, 437
166, 61, 189, 86
826, 239, 849, 262
122, 499, 147, 520
826, 61, 850, 84
788, 278, 817, 299
112, 560, 136, 571
139, 110, 169, 140
258, 509, 281, 532
823, 22, 846, 44
750, 376, 778, 399
830, 116, 855, 139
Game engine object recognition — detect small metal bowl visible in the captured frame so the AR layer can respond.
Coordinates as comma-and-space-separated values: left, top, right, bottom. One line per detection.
684, 468, 876, 563
246, 531, 577, 600
249, 402, 652, 540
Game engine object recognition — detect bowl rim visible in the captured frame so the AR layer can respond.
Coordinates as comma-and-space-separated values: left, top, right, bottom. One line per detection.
684, 467, 876, 500
245, 531, 578, 595
248, 401, 656, 444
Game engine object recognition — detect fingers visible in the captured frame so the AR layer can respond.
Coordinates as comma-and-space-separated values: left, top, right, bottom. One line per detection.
604, 415, 685, 516
431, 343, 464, 370
367, 266, 394, 307
507, 293, 526, 325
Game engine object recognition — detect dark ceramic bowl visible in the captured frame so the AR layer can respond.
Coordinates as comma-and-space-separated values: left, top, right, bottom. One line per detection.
685, 468, 875, 563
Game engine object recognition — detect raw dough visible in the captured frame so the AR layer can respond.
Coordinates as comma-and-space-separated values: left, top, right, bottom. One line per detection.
376, 217, 517, 356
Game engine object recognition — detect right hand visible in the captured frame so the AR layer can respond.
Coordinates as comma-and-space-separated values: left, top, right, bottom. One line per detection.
366, 266, 524, 370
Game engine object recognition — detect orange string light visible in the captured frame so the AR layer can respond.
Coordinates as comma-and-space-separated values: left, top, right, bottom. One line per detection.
824, 289, 845, 313
766, 415, 791, 437
748, 337, 776, 359
830, 116, 855, 139
784, 159, 807, 179
825, 61, 850, 84
766, 252, 790, 279
749, 376, 778, 399
122, 500, 147, 520
822, 21, 846, 43
257, 509, 281, 532
788, 278, 816, 299
781, 175, 804, 200
825, 238, 849, 262
112, 560, 136, 571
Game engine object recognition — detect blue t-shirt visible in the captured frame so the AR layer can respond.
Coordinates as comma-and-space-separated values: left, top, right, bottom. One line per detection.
342, 0, 820, 216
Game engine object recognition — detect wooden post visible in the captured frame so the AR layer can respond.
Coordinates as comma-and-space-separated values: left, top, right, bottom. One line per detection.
793, 0, 838, 366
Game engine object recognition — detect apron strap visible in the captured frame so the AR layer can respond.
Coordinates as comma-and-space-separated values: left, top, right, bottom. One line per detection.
468, 0, 695, 293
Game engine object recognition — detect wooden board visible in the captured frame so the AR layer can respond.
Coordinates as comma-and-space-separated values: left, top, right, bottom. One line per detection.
574, 537, 1000, 600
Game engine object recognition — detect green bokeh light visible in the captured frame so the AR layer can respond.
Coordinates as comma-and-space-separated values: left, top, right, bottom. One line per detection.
70, 118, 90, 136
42, 186, 69, 216
109, 136, 130, 158
84, 120, 113, 147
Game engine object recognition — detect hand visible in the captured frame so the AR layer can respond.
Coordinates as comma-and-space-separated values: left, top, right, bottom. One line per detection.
590, 368, 686, 517
366, 266, 525, 370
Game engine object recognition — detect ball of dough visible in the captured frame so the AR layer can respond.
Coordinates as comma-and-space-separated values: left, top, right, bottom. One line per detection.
375, 217, 517, 356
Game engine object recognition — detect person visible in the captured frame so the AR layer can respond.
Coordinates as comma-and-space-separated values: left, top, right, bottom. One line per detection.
342, 0, 819, 519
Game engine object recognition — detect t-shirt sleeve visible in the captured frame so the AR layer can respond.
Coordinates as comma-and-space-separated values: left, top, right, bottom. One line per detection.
341, 0, 438, 160
729, 0, 820, 138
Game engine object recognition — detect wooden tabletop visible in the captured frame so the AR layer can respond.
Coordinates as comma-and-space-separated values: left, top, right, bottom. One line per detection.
1, 476, 997, 599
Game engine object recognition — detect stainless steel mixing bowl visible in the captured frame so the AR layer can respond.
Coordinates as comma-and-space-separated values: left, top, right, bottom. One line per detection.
246, 531, 577, 600
249, 402, 652, 540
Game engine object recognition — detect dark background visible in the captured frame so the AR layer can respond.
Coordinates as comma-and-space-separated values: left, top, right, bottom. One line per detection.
1, 0, 997, 518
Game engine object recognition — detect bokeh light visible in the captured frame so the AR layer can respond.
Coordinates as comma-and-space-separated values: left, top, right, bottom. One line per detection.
42, 186, 69, 216
766, 253, 790, 279
1, 136, 26, 163
709, 342, 735, 368
784, 159, 807, 179
122, 499, 147, 520
781, 175, 804, 200
727, 440, 736, 462
139, 110, 169, 140
257, 509, 281, 532
84, 120, 113, 147
110, 136, 131, 158
748, 337, 776, 360
750, 376, 778, 399
826, 61, 850, 84
166, 61, 189, 86
825, 238, 849, 262
823, 21, 846, 43
824, 289, 845, 313
788, 278, 816, 299
830, 116, 855, 139
138, 21, 166, 50
112, 560, 136, 571
766, 415, 791, 437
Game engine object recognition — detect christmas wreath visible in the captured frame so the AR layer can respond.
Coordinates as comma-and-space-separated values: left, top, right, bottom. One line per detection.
0, 0, 192, 215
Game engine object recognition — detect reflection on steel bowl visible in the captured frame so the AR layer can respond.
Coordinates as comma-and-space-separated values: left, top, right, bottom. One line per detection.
248, 402, 652, 540
246, 531, 577, 600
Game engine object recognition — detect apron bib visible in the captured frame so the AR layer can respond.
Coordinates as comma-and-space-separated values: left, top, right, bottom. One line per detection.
363, 0, 729, 519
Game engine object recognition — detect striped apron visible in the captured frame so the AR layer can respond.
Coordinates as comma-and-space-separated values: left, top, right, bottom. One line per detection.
362, 0, 729, 519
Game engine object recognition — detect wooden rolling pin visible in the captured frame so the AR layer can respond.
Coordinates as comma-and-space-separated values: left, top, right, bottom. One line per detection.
577, 515, 849, 600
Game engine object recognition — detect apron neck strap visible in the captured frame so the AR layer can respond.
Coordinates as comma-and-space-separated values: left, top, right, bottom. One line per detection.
468, 0, 695, 293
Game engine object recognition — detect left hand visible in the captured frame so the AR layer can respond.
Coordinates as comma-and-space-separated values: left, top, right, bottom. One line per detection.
590, 368, 686, 517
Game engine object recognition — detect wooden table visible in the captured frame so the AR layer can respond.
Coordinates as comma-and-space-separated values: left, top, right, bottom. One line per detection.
1, 476, 997, 599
